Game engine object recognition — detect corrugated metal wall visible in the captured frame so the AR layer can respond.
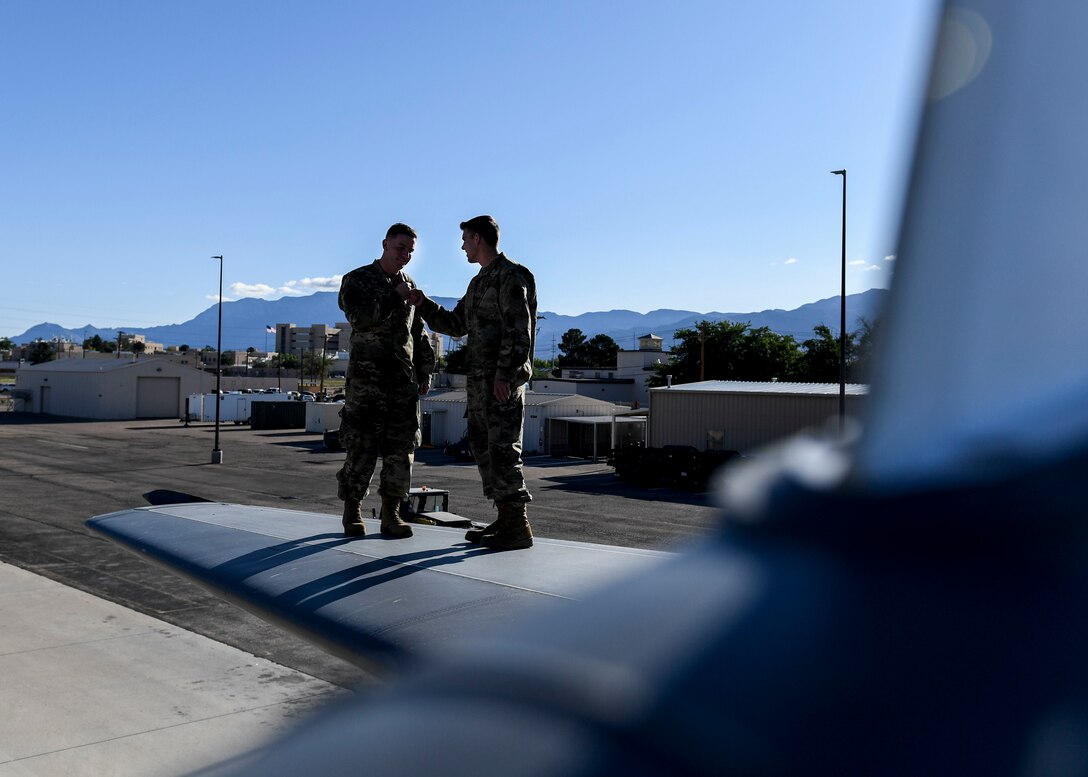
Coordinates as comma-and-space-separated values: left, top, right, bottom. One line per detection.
649, 390, 866, 452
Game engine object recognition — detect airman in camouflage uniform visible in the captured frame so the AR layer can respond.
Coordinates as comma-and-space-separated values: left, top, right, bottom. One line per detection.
337, 223, 435, 538
409, 215, 537, 551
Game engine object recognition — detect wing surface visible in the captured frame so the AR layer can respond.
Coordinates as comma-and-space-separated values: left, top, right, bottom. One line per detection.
87, 503, 670, 674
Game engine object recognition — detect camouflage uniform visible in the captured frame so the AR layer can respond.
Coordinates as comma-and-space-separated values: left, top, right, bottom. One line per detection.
337, 260, 435, 503
418, 253, 537, 504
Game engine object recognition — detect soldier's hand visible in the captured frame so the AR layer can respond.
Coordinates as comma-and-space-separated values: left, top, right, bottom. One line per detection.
493, 379, 512, 402
419, 381, 431, 397
406, 288, 425, 307
394, 281, 413, 301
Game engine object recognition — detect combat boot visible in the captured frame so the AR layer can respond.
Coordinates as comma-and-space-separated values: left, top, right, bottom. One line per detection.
481, 502, 533, 551
342, 498, 366, 537
465, 507, 501, 544
379, 494, 413, 539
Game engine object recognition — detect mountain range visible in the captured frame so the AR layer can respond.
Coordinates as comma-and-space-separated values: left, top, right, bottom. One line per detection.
11, 288, 889, 353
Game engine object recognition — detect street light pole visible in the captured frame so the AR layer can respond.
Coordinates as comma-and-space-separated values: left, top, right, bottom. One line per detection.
211, 255, 224, 464
831, 169, 847, 433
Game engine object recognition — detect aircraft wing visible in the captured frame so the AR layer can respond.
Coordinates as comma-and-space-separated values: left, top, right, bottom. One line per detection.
87, 502, 671, 675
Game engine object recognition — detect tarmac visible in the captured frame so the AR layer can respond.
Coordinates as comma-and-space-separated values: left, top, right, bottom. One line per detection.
0, 412, 722, 776
0, 560, 344, 777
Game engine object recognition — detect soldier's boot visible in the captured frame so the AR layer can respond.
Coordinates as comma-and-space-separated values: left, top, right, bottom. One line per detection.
465, 513, 501, 544
465, 495, 500, 543
480, 502, 533, 551
379, 494, 413, 539
342, 498, 366, 537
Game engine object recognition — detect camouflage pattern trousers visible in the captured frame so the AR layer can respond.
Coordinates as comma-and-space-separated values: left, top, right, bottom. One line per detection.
466, 376, 531, 504
336, 383, 420, 502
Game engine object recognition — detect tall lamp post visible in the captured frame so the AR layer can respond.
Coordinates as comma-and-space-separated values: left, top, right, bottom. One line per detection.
831, 169, 847, 432
211, 255, 224, 464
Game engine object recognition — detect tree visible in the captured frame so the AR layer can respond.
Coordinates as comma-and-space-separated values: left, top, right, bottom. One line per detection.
271, 353, 298, 369
649, 320, 801, 386
179, 344, 190, 353
794, 324, 858, 383
83, 334, 104, 351
220, 351, 235, 366
556, 329, 619, 370
533, 357, 553, 378
131, 341, 146, 358
848, 317, 879, 383
445, 346, 469, 374
28, 340, 55, 365
0, 336, 14, 350
556, 328, 587, 369
302, 351, 334, 380
582, 334, 620, 369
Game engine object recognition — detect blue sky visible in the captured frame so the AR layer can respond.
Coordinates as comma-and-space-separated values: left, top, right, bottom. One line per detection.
0, 1, 938, 338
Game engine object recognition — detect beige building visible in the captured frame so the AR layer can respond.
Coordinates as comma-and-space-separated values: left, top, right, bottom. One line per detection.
274, 323, 347, 359
648, 380, 868, 453
14, 359, 216, 419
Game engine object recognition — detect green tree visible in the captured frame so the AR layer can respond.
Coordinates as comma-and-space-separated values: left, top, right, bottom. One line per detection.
532, 357, 553, 378
556, 328, 588, 369
556, 328, 618, 369
83, 334, 104, 351
302, 351, 334, 379
179, 344, 190, 352
220, 351, 235, 366
649, 320, 802, 386
848, 317, 879, 383
582, 334, 620, 369
445, 346, 469, 374
271, 353, 298, 369
794, 324, 858, 383
0, 336, 14, 350
131, 341, 146, 358
28, 341, 55, 364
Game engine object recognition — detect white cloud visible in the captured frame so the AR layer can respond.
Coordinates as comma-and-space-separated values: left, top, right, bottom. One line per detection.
284, 275, 343, 293
849, 259, 867, 266
226, 275, 345, 300
859, 264, 882, 272
230, 283, 278, 298
784, 257, 798, 265
884, 254, 896, 262
206, 294, 236, 302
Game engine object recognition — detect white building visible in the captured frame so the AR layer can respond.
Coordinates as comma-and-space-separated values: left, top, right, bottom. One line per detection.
420, 390, 625, 456
15, 359, 216, 419
552, 333, 668, 408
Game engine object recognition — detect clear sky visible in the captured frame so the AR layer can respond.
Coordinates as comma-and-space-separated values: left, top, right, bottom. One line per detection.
0, 0, 938, 338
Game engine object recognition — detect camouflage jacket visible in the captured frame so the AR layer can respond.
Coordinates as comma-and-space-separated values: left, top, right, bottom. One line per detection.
419, 253, 537, 387
338, 260, 435, 389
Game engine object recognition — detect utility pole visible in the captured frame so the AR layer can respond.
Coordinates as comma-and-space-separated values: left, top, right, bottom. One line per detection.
831, 169, 847, 433
211, 255, 224, 464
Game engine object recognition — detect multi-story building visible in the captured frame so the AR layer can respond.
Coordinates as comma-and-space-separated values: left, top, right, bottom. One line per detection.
274, 323, 347, 359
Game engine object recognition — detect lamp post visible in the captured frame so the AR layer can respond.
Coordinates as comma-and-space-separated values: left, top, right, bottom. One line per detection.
831, 169, 847, 432
211, 255, 224, 464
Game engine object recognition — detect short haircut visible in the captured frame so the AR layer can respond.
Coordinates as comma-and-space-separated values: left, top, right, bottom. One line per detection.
460, 215, 499, 248
386, 223, 418, 240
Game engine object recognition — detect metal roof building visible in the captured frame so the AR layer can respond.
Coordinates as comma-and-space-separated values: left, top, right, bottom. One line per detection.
648, 380, 869, 453
14, 359, 216, 420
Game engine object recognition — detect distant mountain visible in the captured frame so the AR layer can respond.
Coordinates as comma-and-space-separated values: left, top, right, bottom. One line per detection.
11, 289, 889, 352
